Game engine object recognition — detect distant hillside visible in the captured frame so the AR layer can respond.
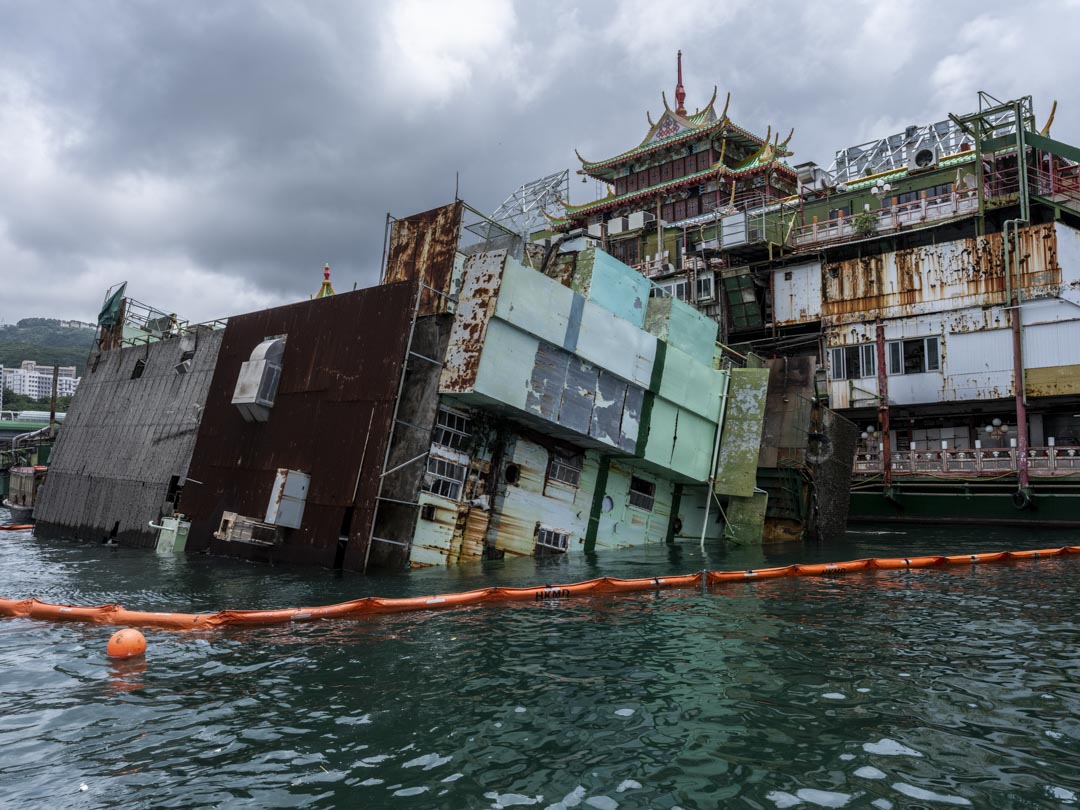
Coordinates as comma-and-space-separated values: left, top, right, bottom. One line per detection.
0, 318, 97, 376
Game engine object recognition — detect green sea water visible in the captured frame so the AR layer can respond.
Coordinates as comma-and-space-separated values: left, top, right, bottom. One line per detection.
1, 516, 1078, 809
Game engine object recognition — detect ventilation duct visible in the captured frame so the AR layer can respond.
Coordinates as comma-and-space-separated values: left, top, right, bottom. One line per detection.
231, 336, 286, 423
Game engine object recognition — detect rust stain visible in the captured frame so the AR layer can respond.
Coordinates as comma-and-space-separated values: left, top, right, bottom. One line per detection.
384, 201, 464, 316
439, 251, 506, 393
820, 223, 1061, 325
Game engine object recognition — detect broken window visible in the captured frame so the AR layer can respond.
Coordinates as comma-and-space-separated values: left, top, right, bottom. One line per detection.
547, 450, 583, 488
629, 476, 656, 511
535, 526, 570, 555
886, 337, 940, 375
131, 358, 146, 380
433, 407, 471, 451
424, 456, 467, 501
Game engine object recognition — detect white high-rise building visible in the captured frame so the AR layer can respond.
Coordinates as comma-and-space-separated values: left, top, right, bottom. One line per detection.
1, 361, 80, 400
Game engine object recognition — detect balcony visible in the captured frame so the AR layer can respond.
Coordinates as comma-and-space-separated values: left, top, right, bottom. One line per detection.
793, 189, 979, 250
853, 446, 1080, 479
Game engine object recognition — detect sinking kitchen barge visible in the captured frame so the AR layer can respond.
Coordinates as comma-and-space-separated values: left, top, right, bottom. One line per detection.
32, 201, 852, 571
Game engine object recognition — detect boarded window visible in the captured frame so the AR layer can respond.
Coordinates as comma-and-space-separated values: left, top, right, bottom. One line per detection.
629, 476, 656, 511
661, 162, 673, 182
674, 201, 686, 220
649, 166, 661, 185
673, 157, 685, 178
685, 197, 699, 217
661, 203, 674, 221
615, 178, 626, 195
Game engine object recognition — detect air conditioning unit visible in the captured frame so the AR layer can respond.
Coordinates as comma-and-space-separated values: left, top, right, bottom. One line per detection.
627, 211, 656, 231
908, 145, 940, 172
606, 216, 629, 235
587, 223, 603, 239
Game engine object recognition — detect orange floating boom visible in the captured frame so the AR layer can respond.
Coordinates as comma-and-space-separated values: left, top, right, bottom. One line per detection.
0, 547, 1076, 632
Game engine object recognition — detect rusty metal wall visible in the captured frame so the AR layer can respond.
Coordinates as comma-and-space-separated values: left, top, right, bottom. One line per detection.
821, 223, 1061, 327
383, 201, 463, 316
33, 327, 225, 548
181, 282, 415, 570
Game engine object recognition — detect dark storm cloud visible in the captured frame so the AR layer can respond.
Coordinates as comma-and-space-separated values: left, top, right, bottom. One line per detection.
0, 0, 1077, 323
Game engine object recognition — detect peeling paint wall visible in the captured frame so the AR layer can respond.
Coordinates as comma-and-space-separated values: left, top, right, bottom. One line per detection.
821, 223, 1062, 328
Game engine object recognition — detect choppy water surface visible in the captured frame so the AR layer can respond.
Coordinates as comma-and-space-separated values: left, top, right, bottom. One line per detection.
1, 516, 1078, 809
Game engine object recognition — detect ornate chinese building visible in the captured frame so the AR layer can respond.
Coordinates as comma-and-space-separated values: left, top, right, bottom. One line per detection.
562, 52, 798, 272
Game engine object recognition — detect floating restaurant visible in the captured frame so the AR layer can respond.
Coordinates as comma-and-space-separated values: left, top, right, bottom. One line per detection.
23, 55, 1080, 573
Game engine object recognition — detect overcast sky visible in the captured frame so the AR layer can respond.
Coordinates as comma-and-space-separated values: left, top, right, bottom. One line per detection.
1, 0, 1077, 324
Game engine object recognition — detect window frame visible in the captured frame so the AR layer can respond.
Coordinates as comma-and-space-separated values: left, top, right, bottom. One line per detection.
628, 475, 656, 512
886, 336, 941, 375
424, 455, 468, 501
547, 450, 583, 489
535, 526, 571, 554
433, 406, 471, 451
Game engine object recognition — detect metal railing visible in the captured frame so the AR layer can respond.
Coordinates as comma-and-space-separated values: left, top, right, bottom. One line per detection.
853, 446, 1080, 477
793, 189, 979, 249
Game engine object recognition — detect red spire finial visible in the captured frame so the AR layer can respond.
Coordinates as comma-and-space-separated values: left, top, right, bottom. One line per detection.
675, 50, 686, 116
324, 263, 331, 281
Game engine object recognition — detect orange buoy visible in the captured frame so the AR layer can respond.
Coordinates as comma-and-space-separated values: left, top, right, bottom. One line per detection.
107, 628, 146, 659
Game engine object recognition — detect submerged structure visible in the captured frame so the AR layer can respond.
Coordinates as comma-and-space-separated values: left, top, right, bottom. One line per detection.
554, 57, 1080, 526
32, 199, 850, 570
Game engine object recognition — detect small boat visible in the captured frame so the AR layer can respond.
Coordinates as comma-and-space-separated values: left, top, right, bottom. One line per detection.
3, 465, 47, 523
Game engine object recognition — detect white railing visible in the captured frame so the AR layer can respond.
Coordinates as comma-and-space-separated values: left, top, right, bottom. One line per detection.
794, 190, 979, 249
853, 446, 1080, 477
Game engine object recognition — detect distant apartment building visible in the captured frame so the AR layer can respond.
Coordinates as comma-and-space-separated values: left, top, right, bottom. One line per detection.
58, 320, 97, 330
2, 361, 80, 399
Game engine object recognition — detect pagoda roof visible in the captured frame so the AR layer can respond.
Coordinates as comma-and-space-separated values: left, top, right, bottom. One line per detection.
561, 157, 797, 221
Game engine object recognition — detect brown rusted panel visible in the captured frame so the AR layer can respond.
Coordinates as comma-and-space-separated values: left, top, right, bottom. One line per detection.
181, 282, 415, 571
821, 223, 1061, 325
384, 201, 464, 316
439, 251, 506, 393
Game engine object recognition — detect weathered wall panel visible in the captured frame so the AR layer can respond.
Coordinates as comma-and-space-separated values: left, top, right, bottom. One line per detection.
772, 261, 823, 326
644, 296, 719, 368
572, 248, 650, 328
34, 328, 224, 548
383, 201, 463, 316
821, 223, 1061, 327
182, 283, 414, 571
714, 368, 770, 497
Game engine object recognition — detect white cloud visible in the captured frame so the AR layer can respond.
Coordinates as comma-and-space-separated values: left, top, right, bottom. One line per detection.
376, 0, 518, 106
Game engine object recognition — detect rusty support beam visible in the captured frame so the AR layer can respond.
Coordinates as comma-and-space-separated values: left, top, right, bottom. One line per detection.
875, 318, 891, 488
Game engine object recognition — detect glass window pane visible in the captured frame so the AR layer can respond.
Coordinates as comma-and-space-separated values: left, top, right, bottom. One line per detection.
830, 348, 844, 380
861, 344, 876, 378
888, 341, 902, 375
925, 337, 940, 371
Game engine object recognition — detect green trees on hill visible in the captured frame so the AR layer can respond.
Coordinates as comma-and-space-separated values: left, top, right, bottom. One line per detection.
0, 319, 96, 377
2, 388, 73, 413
